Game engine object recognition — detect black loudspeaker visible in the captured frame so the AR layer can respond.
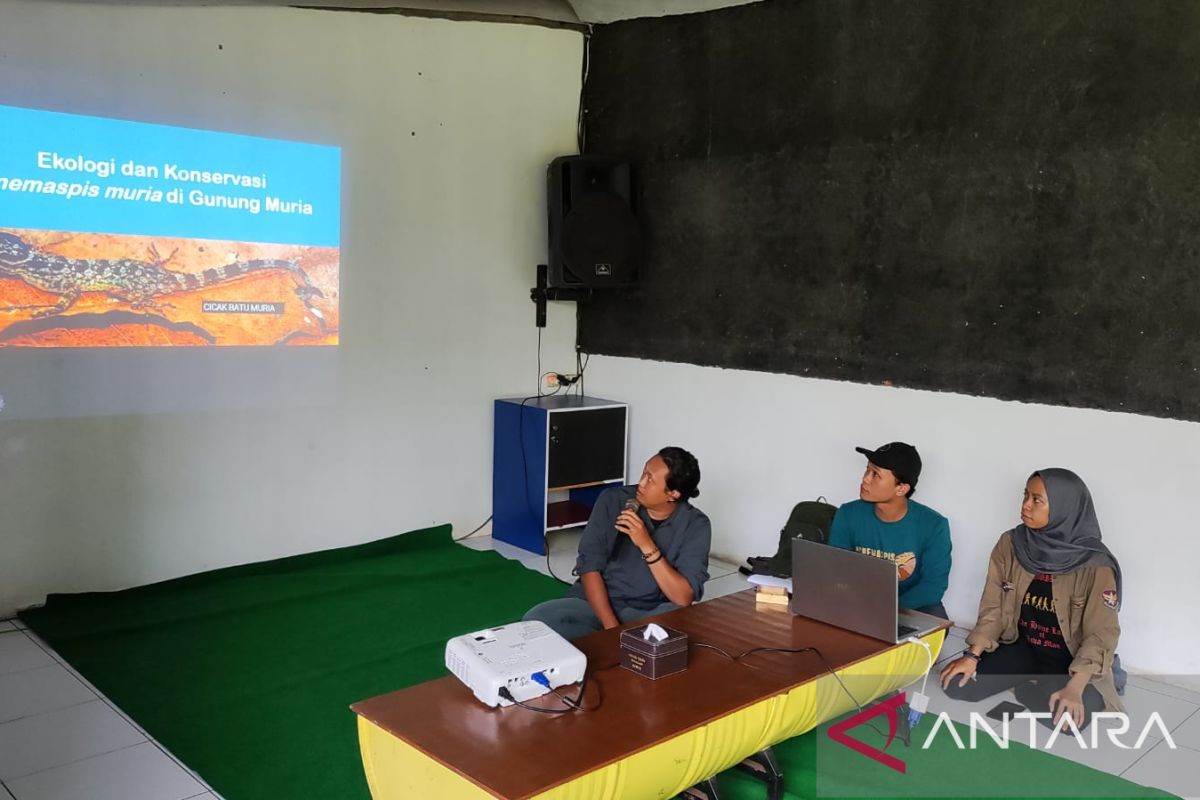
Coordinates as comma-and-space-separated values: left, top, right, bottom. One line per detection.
547, 155, 640, 288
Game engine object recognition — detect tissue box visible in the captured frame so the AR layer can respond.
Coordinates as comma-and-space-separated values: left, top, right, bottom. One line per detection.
619, 624, 688, 680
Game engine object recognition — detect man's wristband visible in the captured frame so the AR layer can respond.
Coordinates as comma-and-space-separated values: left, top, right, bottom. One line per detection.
962, 649, 981, 662
642, 548, 660, 561
645, 552, 664, 566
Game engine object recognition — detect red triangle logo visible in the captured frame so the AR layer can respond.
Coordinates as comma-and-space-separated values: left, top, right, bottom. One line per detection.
826, 692, 907, 774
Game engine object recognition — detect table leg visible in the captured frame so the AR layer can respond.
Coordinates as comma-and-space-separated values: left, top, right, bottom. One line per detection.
678, 777, 722, 799
733, 746, 784, 800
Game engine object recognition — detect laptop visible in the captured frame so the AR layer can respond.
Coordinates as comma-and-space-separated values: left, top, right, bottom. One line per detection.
788, 538, 947, 643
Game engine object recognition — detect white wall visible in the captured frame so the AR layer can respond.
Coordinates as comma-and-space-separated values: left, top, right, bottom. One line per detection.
0, 1, 581, 613
589, 355, 1200, 680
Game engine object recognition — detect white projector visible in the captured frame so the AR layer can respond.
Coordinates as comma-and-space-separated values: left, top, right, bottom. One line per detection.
445, 619, 587, 707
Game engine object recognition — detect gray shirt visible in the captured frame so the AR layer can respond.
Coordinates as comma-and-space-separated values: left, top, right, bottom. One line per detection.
568, 485, 712, 610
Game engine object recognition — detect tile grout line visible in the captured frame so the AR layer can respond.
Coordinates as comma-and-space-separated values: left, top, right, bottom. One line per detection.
1126, 679, 1200, 707
1117, 727, 1200, 779
0, 659, 72, 680
0, 697, 99, 727
17, 629, 64, 662
6, 626, 156, 767
16, 628, 216, 793
1171, 705, 1200, 732
17, 630, 103, 696
182, 790, 221, 800
79, 687, 212, 791
1117, 736, 1163, 777
3, 740, 148, 784
143, 735, 215, 789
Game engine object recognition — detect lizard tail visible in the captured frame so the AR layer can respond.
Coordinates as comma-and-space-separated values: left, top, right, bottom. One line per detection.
173, 258, 324, 297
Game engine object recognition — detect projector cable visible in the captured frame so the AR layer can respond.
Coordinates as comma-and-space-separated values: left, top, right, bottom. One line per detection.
545, 539, 573, 586
553, 668, 601, 712
453, 515, 493, 542
499, 667, 598, 714
497, 686, 574, 715
576, 26, 592, 153
573, 303, 589, 397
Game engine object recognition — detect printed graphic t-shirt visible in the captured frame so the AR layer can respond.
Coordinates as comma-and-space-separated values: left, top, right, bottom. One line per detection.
1019, 573, 1072, 671
827, 499, 952, 610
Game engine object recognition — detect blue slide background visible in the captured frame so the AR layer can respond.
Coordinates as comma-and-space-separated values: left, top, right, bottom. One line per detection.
0, 105, 340, 247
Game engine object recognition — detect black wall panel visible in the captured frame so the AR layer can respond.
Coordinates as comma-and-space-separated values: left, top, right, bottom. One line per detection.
579, 0, 1200, 420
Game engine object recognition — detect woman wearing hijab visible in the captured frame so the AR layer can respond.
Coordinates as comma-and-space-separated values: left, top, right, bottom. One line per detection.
940, 469, 1123, 730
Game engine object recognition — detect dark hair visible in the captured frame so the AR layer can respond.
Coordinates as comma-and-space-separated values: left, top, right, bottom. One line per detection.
657, 446, 701, 500
868, 461, 917, 498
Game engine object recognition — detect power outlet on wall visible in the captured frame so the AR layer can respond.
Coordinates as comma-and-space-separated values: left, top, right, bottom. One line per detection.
544, 373, 579, 388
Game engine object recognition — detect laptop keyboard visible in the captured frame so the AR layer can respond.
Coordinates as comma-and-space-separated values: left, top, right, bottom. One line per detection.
897, 624, 919, 639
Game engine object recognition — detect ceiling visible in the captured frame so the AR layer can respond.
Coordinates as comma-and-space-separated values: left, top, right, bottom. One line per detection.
51, 0, 761, 25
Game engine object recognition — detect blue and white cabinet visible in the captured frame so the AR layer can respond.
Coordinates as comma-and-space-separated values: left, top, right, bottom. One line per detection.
492, 395, 628, 555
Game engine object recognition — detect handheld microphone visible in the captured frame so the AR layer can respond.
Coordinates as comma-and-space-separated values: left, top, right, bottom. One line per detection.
623, 498, 640, 513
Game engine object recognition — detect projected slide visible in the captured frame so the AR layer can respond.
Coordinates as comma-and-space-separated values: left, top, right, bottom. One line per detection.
0, 105, 340, 347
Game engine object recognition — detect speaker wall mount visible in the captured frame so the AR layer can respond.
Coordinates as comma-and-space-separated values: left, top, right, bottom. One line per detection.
533, 155, 641, 327
531, 263, 590, 328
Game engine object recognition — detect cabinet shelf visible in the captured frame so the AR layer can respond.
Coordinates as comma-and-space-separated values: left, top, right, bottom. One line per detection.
547, 478, 622, 493
546, 500, 593, 531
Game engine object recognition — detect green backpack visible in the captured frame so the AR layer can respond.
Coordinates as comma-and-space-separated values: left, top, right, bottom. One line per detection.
746, 498, 838, 578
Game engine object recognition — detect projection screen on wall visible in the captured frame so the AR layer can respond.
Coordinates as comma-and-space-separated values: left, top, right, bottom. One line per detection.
0, 104, 340, 347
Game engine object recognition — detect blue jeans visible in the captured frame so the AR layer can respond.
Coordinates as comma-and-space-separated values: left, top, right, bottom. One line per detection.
523, 597, 679, 641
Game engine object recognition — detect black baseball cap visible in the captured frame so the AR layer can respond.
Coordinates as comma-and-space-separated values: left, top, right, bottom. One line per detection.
855, 442, 922, 488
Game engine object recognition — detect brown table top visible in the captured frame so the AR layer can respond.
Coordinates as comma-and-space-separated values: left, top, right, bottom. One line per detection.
351, 590, 940, 800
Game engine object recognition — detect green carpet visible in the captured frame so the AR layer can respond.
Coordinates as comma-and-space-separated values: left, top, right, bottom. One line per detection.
20, 525, 564, 800
20, 529, 1175, 800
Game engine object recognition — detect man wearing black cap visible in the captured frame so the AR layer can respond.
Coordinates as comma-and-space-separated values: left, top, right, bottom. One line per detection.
827, 442, 952, 618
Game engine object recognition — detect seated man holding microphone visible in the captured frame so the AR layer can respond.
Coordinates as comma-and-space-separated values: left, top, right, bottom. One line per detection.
523, 446, 711, 641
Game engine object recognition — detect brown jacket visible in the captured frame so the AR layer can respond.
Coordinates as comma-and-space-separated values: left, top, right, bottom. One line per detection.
965, 531, 1123, 712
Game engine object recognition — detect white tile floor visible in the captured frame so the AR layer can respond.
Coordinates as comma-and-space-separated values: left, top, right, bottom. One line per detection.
1, 530, 1197, 799
0, 624, 217, 800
